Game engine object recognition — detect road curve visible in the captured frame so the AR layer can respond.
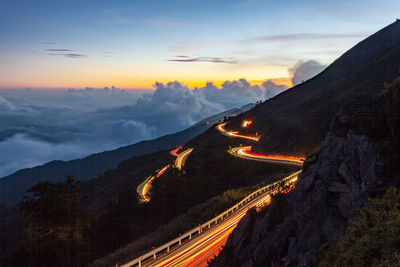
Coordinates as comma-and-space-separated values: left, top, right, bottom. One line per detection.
147, 193, 273, 266
122, 172, 299, 267
137, 165, 170, 202
216, 122, 260, 141
229, 146, 305, 166
137, 147, 194, 201
124, 122, 302, 266
174, 148, 194, 170
170, 146, 183, 157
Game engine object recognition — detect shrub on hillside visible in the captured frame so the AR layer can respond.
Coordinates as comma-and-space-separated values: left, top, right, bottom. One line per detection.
319, 187, 400, 267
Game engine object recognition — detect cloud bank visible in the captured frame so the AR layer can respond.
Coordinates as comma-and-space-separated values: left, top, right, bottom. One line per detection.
0, 82, 273, 178
0, 60, 323, 178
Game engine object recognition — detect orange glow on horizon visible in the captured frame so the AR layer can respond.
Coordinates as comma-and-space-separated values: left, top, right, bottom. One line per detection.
1, 77, 292, 91
247, 77, 292, 88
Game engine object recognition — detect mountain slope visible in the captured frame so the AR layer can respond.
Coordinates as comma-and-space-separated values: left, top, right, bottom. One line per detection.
210, 21, 400, 266
211, 127, 389, 266
0, 106, 250, 205
189, 20, 400, 156
211, 85, 400, 266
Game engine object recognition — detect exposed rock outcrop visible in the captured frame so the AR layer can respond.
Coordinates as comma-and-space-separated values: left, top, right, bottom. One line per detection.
211, 130, 389, 266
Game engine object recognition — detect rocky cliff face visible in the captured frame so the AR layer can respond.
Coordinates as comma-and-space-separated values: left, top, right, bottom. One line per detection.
211, 129, 389, 266
211, 65, 400, 266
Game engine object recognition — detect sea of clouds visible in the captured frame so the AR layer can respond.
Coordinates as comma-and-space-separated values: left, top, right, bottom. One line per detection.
0, 60, 325, 177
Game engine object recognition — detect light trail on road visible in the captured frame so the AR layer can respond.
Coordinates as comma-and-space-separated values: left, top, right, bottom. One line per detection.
139, 187, 288, 267
174, 148, 193, 170
229, 146, 305, 166
241, 120, 252, 128
137, 165, 170, 201
125, 122, 302, 266
126, 172, 300, 267
216, 122, 260, 141
170, 146, 183, 157
137, 147, 194, 201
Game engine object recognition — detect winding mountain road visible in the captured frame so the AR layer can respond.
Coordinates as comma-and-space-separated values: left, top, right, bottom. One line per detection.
229, 146, 304, 166
137, 147, 194, 201
174, 148, 194, 170
144, 192, 274, 267
124, 122, 303, 266
216, 122, 260, 141
137, 165, 170, 202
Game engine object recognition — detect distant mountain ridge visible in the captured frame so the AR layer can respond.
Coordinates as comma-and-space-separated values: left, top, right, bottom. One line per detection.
249, 20, 400, 154
0, 105, 251, 205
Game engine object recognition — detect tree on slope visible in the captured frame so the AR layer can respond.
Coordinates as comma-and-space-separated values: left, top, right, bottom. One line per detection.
16, 177, 90, 266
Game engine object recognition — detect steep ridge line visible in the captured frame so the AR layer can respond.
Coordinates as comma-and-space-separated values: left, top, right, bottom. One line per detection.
117, 21, 400, 266
121, 122, 303, 266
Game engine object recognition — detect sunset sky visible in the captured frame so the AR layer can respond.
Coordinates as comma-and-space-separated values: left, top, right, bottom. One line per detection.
1, 0, 399, 89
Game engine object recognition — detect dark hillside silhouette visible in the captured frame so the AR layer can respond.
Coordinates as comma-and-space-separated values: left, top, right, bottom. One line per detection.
189, 20, 400, 156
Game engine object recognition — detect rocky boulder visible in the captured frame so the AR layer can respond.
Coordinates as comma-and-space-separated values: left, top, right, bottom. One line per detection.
211, 130, 388, 266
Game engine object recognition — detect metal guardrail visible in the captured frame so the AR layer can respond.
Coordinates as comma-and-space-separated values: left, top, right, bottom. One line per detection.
120, 170, 301, 267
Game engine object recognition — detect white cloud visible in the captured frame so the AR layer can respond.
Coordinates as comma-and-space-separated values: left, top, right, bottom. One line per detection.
261, 80, 289, 98
65, 86, 141, 110
0, 134, 92, 178
0, 68, 297, 177
289, 60, 326, 86
199, 79, 265, 109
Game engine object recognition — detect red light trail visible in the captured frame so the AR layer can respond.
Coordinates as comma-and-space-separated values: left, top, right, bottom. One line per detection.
236, 146, 305, 164
174, 148, 194, 170
241, 120, 252, 128
124, 121, 303, 266
137, 147, 193, 202
170, 146, 183, 157
216, 122, 260, 141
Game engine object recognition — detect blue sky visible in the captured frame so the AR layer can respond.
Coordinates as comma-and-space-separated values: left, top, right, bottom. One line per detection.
1, 0, 399, 89
0, 0, 399, 176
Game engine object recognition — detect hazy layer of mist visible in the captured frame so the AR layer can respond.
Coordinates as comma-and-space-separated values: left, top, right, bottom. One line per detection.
0, 60, 324, 177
